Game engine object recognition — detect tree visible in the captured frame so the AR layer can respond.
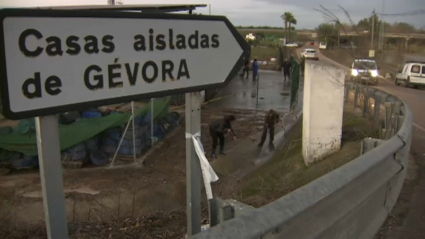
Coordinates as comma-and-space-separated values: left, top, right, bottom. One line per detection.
357, 18, 370, 31
316, 23, 338, 46
288, 15, 297, 42
339, 23, 353, 32
357, 14, 380, 32
281, 12, 295, 42
357, 14, 390, 33
391, 22, 416, 33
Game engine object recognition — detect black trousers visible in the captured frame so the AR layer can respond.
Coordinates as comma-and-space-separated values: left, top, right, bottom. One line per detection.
209, 127, 225, 152
260, 126, 275, 145
283, 70, 290, 80
241, 67, 249, 78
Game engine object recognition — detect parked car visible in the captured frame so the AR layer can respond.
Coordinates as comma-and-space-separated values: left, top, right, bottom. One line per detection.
285, 42, 298, 48
350, 58, 379, 85
394, 61, 425, 88
319, 42, 327, 49
300, 48, 319, 60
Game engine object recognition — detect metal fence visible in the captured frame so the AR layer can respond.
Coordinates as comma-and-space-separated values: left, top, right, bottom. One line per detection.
289, 56, 300, 110
192, 81, 412, 239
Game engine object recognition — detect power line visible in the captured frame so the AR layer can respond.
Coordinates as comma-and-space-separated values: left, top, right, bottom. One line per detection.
376, 9, 425, 16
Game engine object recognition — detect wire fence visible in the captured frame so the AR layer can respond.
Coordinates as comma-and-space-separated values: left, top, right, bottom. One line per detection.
280, 45, 301, 111
290, 55, 300, 110
0, 97, 183, 170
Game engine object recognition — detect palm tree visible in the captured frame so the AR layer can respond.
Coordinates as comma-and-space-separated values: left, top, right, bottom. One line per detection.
280, 12, 289, 43
288, 17, 297, 42
281, 12, 297, 42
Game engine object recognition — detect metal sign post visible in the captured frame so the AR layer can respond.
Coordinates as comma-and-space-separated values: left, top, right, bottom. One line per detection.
0, 9, 250, 238
151, 98, 155, 146
35, 115, 69, 238
185, 92, 202, 236
131, 101, 136, 162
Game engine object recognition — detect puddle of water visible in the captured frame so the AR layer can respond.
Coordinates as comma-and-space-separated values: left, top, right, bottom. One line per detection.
22, 191, 42, 198
65, 187, 101, 195
21, 186, 100, 199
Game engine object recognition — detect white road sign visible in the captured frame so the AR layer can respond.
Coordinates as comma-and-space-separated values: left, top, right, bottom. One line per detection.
0, 9, 250, 120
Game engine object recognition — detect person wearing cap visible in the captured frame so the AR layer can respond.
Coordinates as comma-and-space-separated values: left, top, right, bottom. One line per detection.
258, 109, 280, 147
209, 115, 237, 159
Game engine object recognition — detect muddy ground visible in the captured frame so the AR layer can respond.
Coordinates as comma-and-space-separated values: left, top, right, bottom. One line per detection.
0, 105, 271, 238
234, 104, 371, 208
1, 103, 371, 239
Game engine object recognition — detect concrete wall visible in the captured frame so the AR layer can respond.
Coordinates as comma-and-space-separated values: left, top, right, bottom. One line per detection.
302, 61, 346, 166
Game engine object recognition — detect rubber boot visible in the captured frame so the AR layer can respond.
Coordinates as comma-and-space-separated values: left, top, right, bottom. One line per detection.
212, 149, 217, 159
219, 145, 226, 155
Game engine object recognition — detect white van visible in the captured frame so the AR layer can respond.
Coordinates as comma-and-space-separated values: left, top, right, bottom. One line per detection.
395, 61, 425, 87
319, 42, 327, 49
351, 58, 379, 85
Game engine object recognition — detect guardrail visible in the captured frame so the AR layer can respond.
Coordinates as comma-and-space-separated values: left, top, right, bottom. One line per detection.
192, 81, 412, 239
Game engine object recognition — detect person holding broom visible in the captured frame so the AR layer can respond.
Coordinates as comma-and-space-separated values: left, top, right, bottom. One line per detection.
258, 109, 281, 147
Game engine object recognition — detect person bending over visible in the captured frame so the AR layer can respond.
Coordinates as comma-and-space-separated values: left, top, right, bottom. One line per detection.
209, 115, 236, 159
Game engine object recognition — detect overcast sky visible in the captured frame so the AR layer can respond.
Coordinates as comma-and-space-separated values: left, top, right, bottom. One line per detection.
0, 0, 423, 29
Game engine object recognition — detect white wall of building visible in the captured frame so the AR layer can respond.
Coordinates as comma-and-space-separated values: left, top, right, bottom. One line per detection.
302, 61, 346, 166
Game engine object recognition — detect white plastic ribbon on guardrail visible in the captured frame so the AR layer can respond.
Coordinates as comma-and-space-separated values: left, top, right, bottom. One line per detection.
186, 132, 219, 200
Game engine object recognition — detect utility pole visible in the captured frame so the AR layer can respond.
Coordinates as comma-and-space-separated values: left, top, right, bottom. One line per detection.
371, 9, 375, 50
378, 0, 386, 50
336, 21, 340, 49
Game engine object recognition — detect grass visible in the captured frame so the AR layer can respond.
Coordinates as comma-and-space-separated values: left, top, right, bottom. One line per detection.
251, 47, 279, 61
235, 105, 373, 207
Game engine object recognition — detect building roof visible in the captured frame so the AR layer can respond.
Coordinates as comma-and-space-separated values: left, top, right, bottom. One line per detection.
33, 4, 207, 13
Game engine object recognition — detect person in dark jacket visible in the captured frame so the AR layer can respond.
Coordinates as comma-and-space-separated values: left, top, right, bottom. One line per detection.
240, 58, 250, 79
252, 59, 259, 80
258, 109, 280, 147
282, 58, 292, 82
209, 115, 237, 159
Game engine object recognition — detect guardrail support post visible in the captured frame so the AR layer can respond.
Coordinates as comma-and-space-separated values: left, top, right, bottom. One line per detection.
374, 92, 381, 130
354, 85, 359, 108
209, 198, 219, 227
360, 138, 385, 154
344, 85, 350, 102
363, 89, 369, 117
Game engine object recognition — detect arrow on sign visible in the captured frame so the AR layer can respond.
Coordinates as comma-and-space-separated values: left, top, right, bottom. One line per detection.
0, 9, 250, 120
